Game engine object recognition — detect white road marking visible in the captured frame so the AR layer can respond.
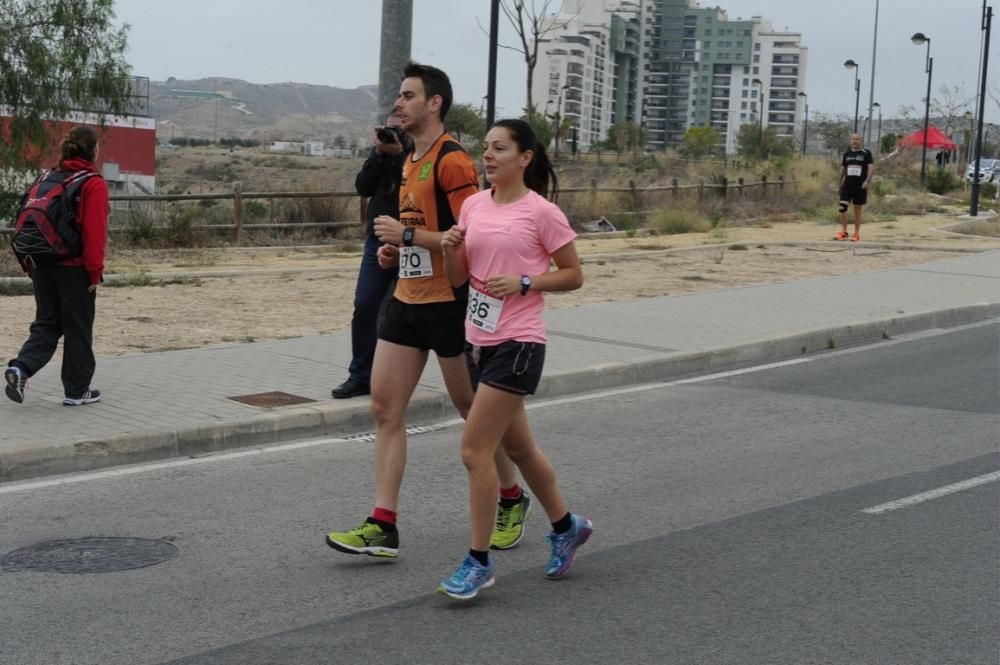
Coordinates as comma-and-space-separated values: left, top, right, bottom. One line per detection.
862, 471, 1000, 514
0, 318, 995, 494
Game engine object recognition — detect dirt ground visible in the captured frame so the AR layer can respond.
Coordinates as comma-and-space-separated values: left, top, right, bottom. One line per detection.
3, 209, 998, 358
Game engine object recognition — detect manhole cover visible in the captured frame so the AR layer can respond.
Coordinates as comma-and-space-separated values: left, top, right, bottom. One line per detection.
229, 391, 316, 407
2, 537, 178, 574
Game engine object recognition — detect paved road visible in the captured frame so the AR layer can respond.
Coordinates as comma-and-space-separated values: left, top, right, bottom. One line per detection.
1, 323, 997, 665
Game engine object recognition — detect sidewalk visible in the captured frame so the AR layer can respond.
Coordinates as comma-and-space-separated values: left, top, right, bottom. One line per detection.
2, 250, 997, 483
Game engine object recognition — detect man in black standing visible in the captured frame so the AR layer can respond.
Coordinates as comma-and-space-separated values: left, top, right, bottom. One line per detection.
836, 132, 875, 242
332, 114, 409, 398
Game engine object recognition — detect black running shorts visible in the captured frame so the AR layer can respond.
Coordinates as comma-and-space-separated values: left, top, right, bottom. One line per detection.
378, 297, 467, 358
466, 340, 546, 396
839, 182, 868, 206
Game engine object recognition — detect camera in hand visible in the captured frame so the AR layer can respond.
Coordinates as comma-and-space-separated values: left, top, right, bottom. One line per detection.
376, 126, 402, 144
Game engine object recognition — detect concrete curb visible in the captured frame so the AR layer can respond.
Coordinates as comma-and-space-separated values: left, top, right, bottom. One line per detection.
1, 302, 996, 484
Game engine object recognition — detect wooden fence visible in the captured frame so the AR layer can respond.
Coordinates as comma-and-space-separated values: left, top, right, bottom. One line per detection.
0, 176, 797, 239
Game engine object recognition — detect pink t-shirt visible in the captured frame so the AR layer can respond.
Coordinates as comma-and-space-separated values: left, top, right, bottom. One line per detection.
459, 188, 577, 345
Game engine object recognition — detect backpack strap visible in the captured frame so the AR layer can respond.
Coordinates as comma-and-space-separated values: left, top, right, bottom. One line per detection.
433, 140, 471, 232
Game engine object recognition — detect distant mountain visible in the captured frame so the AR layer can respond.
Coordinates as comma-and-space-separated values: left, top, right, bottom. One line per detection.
149, 77, 378, 144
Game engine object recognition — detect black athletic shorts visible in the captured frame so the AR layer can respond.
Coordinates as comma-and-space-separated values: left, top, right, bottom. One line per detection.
466, 340, 546, 396
839, 182, 868, 206
378, 297, 466, 358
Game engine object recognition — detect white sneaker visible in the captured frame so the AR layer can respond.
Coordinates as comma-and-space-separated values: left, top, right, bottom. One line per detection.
63, 389, 101, 406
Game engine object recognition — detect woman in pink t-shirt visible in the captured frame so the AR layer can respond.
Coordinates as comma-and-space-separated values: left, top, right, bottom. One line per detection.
438, 119, 592, 600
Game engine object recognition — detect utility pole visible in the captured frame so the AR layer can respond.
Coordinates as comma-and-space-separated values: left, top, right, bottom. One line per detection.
971, 4, 993, 216
378, 0, 413, 119
486, 0, 499, 131
865, 0, 880, 147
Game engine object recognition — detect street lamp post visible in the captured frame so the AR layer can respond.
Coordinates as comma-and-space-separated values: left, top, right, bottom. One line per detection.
752, 78, 763, 155
797, 91, 808, 155
911, 33, 933, 190
971, 4, 993, 216
554, 83, 569, 163
872, 102, 882, 156
844, 59, 860, 132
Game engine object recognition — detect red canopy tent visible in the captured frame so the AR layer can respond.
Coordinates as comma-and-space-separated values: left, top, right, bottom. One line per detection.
897, 126, 957, 150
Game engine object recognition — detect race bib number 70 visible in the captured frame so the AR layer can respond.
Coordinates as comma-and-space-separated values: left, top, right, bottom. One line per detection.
399, 245, 433, 279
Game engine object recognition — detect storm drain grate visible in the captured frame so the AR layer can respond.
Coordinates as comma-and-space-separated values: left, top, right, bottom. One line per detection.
2, 537, 179, 574
229, 391, 317, 407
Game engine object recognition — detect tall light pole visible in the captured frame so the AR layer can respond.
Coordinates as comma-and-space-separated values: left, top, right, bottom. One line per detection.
378, 0, 413, 119
911, 33, 933, 190
752, 78, 763, 155
797, 91, 808, 155
485, 0, 499, 131
971, 4, 993, 216
554, 83, 569, 163
872, 102, 882, 156
844, 59, 860, 132
866, 0, 880, 147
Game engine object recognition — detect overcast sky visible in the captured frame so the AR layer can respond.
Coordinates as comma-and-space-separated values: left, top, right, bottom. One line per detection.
113, 0, 999, 128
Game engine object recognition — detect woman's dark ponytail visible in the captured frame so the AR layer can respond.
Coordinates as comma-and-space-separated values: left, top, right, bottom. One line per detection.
60, 126, 99, 162
493, 119, 559, 201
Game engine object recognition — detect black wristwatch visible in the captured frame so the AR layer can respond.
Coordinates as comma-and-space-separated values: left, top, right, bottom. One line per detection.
519, 275, 532, 296
402, 226, 415, 247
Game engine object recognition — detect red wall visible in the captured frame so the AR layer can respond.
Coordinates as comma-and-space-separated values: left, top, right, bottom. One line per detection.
1, 115, 156, 176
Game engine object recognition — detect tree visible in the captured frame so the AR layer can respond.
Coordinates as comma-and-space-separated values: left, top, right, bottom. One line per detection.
523, 107, 553, 153
810, 112, 853, 153
0, 0, 133, 172
680, 126, 721, 159
498, 1, 573, 114
880, 132, 900, 155
930, 83, 974, 138
735, 124, 794, 160
602, 121, 644, 161
332, 135, 347, 149
445, 103, 486, 145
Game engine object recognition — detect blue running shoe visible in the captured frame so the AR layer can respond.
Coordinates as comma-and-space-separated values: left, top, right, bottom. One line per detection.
545, 513, 593, 579
438, 554, 495, 600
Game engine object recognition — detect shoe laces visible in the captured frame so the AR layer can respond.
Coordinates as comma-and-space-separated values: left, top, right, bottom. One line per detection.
452, 555, 488, 582
494, 504, 513, 531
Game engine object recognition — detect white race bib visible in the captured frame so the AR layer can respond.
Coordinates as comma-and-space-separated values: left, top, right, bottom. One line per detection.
399, 245, 433, 279
467, 285, 504, 333
847, 164, 863, 177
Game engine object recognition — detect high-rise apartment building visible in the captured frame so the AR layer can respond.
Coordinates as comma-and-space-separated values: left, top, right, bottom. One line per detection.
531, 0, 807, 154
637, 0, 807, 152
530, 1, 641, 151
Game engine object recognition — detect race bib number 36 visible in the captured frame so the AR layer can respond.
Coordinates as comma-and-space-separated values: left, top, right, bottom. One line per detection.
468, 286, 504, 333
399, 245, 433, 279
847, 165, 863, 177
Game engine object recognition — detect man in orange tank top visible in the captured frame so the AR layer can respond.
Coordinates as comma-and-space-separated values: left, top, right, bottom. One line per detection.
325, 63, 531, 559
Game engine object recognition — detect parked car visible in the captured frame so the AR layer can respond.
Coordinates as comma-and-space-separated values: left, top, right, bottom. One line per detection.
965, 158, 999, 183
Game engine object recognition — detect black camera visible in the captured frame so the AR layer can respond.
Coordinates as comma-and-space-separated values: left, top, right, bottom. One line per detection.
376, 126, 403, 144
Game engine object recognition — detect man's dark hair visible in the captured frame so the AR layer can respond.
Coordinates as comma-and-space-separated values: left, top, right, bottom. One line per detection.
402, 62, 453, 121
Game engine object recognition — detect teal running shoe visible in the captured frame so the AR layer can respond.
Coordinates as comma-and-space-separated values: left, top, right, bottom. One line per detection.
438, 554, 495, 600
544, 513, 593, 579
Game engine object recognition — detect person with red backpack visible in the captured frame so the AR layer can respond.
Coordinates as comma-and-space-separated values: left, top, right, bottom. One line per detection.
5, 125, 109, 406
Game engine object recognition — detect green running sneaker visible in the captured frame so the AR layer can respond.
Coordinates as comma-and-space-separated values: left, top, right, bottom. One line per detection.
326, 518, 399, 557
490, 493, 532, 550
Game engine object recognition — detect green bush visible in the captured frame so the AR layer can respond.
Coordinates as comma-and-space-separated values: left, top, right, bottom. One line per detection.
926, 170, 960, 195
979, 182, 997, 200
650, 207, 712, 235
869, 179, 895, 197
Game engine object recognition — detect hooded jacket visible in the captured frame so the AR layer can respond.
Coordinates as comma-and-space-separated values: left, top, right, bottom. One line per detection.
47, 157, 109, 285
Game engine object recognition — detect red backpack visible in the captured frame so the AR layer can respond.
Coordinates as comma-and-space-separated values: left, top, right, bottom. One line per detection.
11, 169, 98, 266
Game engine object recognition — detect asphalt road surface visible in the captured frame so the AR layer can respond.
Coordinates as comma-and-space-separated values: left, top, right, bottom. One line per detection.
1, 322, 997, 665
